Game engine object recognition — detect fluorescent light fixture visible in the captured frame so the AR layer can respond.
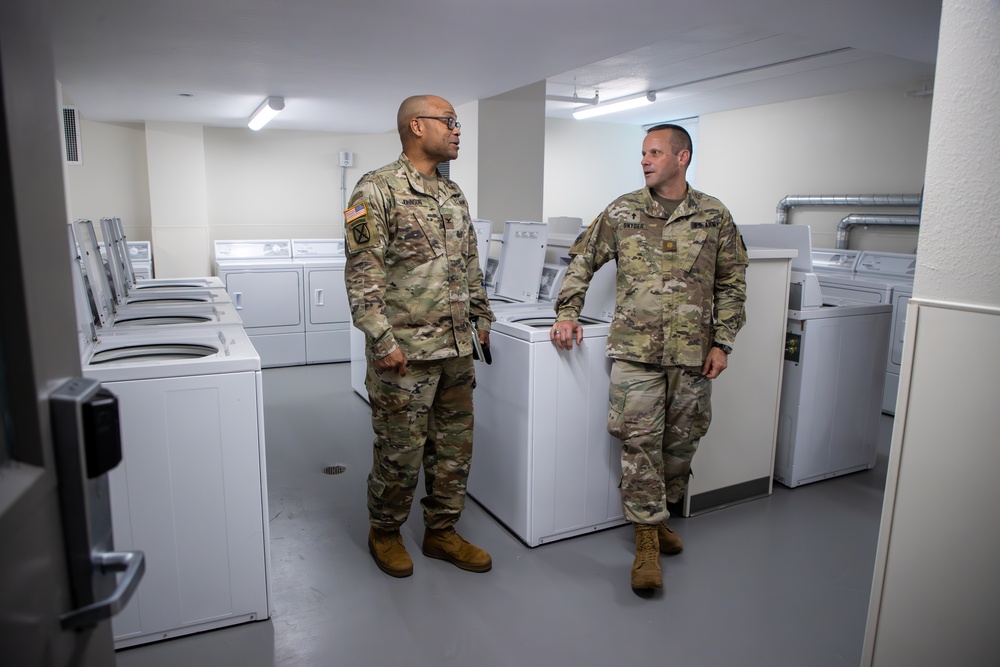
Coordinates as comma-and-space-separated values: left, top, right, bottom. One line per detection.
573, 92, 655, 120
248, 96, 284, 130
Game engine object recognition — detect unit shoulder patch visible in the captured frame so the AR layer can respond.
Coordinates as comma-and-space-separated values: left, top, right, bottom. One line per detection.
345, 202, 378, 253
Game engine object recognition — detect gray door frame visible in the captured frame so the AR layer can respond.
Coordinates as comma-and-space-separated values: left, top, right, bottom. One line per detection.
0, 0, 117, 663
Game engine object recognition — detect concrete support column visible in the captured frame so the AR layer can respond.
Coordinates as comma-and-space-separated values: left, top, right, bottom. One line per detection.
477, 80, 546, 232
144, 122, 211, 277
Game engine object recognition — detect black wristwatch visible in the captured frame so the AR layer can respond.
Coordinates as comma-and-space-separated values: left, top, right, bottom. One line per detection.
712, 342, 732, 355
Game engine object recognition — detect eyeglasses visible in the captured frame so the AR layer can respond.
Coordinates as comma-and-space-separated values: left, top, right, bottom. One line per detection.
415, 116, 461, 131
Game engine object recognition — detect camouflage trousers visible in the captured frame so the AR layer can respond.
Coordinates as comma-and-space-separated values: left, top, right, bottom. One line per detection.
364, 354, 476, 531
607, 359, 713, 524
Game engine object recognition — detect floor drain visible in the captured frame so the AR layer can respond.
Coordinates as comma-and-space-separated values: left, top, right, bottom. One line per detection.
323, 465, 347, 476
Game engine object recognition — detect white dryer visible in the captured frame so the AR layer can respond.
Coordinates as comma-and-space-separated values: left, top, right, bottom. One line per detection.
292, 238, 351, 364
469, 262, 624, 546
214, 239, 306, 368
71, 258, 271, 649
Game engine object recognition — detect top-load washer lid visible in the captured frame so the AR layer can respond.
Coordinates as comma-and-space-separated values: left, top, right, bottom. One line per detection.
74, 219, 229, 312
291, 239, 346, 266
69, 223, 244, 335
738, 223, 814, 273
491, 221, 549, 304
538, 263, 569, 302
578, 260, 617, 323
472, 219, 493, 277
99, 217, 223, 290
812, 248, 861, 274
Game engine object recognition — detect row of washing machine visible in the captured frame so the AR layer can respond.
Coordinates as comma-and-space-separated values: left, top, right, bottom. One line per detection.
69, 219, 271, 648
213, 238, 352, 368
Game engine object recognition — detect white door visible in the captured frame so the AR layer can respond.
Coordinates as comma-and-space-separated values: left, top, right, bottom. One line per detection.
0, 4, 122, 663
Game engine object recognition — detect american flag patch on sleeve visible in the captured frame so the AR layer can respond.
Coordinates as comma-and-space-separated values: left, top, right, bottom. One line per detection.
344, 202, 367, 223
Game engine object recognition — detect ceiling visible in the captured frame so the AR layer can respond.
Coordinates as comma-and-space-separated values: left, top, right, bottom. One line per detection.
49, 0, 941, 134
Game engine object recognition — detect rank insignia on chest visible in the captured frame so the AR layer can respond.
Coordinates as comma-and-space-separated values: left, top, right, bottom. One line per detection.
664, 240, 678, 252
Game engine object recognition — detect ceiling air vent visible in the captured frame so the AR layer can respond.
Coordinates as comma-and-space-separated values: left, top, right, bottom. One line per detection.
62, 106, 82, 165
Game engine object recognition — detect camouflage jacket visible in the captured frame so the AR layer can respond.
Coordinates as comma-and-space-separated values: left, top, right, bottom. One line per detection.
344, 153, 494, 361
555, 186, 748, 367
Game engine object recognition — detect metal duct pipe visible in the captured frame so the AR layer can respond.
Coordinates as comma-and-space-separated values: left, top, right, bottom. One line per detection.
775, 194, 922, 224
836, 214, 921, 249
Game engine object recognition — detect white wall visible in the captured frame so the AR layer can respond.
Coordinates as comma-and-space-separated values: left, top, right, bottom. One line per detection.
913, 4, 1000, 305
478, 81, 546, 231
699, 85, 932, 252
65, 83, 933, 269
64, 118, 152, 242
543, 118, 645, 224
145, 122, 211, 277
864, 1, 1000, 664
451, 100, 480, 219
202, 127, 399, 242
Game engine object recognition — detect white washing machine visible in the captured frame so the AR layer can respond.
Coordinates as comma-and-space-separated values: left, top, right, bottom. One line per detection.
469, 262, 624, 546
813, 248, 915, 414
100, 217, 223, 290
214, 239, 306, 368
775, 301, 892, 487
71, 251, 271, 649
293, 239, 351, 364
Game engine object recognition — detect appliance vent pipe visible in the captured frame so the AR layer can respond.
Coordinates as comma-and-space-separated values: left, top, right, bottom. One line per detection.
775, 194, 922, 225
836, 214, 921, 249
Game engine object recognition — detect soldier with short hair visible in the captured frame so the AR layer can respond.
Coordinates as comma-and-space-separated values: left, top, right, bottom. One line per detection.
550, 124, 748, 592
344, 94, 494, 578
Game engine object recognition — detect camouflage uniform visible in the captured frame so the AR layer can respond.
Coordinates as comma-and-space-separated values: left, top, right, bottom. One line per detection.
555, 185, 747, 523
344, 153, 494, 531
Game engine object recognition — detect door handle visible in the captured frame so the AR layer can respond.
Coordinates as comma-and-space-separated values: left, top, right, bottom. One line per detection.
60, 550, 145, 630
233, 291, 243, 309
314, 288, 324, 306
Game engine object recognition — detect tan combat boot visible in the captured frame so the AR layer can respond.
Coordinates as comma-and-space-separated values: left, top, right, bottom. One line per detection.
631, 524, 662, 590
422, 527, 492, 573
658, 522, 684, 555
368, 527, 413, 578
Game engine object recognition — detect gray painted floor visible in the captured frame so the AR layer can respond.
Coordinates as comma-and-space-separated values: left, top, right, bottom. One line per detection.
116, 363, 893, 667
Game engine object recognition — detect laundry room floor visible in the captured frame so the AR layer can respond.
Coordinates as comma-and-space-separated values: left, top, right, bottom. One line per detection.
115, 362, 894, 667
